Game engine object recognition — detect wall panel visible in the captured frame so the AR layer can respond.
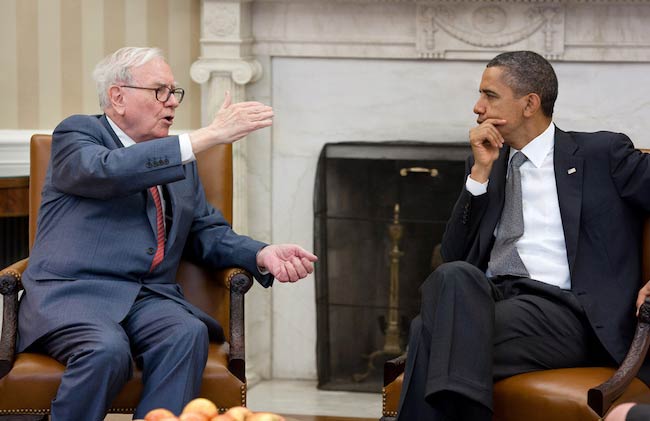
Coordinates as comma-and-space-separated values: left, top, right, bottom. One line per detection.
0, 0, 201, 131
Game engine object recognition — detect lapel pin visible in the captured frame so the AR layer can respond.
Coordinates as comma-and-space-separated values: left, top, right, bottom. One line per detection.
567, 168, 577, 175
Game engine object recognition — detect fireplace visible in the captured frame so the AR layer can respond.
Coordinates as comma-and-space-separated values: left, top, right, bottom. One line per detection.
313, 141, 470, 392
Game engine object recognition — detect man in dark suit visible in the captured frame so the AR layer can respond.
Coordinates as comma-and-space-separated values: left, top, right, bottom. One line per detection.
396, 50, 650, 420
18, 47, 317, 421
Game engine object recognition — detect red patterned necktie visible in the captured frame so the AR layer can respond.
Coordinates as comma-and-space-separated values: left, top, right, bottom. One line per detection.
149, 186, 165, 272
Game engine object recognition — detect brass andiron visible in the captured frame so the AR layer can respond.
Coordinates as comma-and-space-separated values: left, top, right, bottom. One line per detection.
353, 203, 404, 382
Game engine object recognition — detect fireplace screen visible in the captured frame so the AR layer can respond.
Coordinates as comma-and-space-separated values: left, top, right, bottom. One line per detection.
314, 141, 470, 392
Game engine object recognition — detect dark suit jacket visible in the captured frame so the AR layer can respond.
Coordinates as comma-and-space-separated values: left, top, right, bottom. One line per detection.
441, 127, 650, 381
18, 114, 273, 352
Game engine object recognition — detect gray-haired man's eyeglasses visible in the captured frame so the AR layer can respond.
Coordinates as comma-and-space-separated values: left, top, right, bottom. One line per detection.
120, 85, 185, 103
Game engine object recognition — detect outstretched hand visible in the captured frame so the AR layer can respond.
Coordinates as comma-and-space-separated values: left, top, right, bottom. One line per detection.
257, 244, 318, 283
211, 91, 274, 144
189, 91, 274, 154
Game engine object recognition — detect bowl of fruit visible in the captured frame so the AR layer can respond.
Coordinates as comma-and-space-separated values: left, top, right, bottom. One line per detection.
140, 398, 285, 421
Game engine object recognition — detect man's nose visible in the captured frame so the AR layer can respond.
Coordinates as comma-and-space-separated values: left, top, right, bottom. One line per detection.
473, 99, 484, 115
165, 94, 180, 107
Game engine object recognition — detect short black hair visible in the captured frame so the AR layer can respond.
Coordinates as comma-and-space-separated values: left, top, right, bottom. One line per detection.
487, 51, 558, 118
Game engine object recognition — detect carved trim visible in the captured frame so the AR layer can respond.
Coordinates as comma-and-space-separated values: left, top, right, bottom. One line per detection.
205, 4, 239, 38
190, 58, 263, 85
417, 3, 564, 58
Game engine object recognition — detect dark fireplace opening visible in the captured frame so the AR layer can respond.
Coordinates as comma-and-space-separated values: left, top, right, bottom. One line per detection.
314, 141, 470, 392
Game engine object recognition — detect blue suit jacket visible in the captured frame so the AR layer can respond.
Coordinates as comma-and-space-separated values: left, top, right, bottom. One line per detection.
441, 128, 650, 382
18, 114, 273, 351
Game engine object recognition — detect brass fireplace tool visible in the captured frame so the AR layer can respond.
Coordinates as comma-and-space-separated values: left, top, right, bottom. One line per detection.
352, 203, 404, 382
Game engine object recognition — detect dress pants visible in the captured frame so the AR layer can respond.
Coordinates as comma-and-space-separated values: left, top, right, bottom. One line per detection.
627, 404, 650, 420
31, 286, 209, 421
396, 261, 609, 421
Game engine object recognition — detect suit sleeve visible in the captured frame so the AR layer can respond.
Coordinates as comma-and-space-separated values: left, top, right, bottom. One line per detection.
50, 115, 186, 199
182, 164, 274, 287
609, 133, 650, 211
440, 156, 490, 262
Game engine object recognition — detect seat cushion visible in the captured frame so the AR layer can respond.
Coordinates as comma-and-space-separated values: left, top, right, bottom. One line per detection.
494, 368, 650, 421
0, 343, 244, 415
383, 368, 650, 420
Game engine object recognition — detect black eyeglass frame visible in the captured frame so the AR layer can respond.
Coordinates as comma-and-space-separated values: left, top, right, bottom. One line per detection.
120, 85, 185, 103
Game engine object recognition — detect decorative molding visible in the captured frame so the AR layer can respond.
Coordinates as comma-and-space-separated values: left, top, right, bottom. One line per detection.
416, 3, 565, 58
190, 58, 263, 85
249, 0, 650, 62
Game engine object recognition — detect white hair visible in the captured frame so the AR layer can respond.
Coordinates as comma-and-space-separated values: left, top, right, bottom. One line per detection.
92, 47, 165, 110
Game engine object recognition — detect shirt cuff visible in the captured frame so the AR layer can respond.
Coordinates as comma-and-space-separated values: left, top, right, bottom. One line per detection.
178, 133, 196, 164
465, 175, 488, 196
256, 248, 270, 275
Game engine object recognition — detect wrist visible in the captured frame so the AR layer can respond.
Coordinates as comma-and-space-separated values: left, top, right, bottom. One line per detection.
470, 164, 491, 183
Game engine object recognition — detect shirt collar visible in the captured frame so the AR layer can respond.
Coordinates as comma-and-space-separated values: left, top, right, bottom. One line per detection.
510, 122, 555, 168
105, 115, 136, 148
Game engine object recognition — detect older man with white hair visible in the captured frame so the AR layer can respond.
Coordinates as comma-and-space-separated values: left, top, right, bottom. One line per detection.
18, 47, 317, 420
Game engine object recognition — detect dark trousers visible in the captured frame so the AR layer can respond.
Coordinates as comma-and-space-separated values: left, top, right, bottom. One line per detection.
396, 261, 610, 421
627, 404, 650, 420
31, 287, 209, 421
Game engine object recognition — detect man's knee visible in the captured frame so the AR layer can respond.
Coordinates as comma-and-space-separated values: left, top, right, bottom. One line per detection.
169, 317, 209, 353
422, 261, 489, 298
71, 336, 132, 379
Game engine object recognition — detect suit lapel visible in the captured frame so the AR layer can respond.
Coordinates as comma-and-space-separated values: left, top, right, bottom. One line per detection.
100, 115, 158, 237
163, 182, 180, 251
554, 128, 584, 274
478, 147, 510, 258
99, 115, 126, 148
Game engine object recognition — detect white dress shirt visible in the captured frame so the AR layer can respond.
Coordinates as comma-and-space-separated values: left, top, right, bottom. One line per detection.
466, 123, 571, 289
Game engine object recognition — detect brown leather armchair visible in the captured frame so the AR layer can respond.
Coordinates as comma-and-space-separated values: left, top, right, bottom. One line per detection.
381, 221, 650, 421
0, 134, 254, 419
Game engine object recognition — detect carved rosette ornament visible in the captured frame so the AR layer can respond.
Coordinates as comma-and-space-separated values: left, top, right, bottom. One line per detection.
416, 2, 565, 59
205, 4, 238, 38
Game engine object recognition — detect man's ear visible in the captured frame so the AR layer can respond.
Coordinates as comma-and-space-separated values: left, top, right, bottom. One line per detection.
523, 93, 542, 117
108, 86, 126, 115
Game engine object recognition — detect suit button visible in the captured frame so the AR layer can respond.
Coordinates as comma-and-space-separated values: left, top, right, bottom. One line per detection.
146, 247, 155, 255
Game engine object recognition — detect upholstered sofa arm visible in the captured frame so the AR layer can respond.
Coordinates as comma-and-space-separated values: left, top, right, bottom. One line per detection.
217, 268, 254, 383
0, 258, 28, 379
588, 300, 650, 416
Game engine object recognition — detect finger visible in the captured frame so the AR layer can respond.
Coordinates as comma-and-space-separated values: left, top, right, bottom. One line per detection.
276, 264, 290, 282
481, 118, 507, 126
295, 248, 318, 261
291, 256, 308, 279
301, 257, 315, 274
285, 261, 299, 282
250, 110, 275, 122
219, 91, 232, 111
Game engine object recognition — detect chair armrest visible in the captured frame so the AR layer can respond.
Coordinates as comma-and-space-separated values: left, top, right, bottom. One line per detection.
588, 300, 650, 416
0, 258, 28, 379
219, 267, 254, 383
384, 353, 408, 386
